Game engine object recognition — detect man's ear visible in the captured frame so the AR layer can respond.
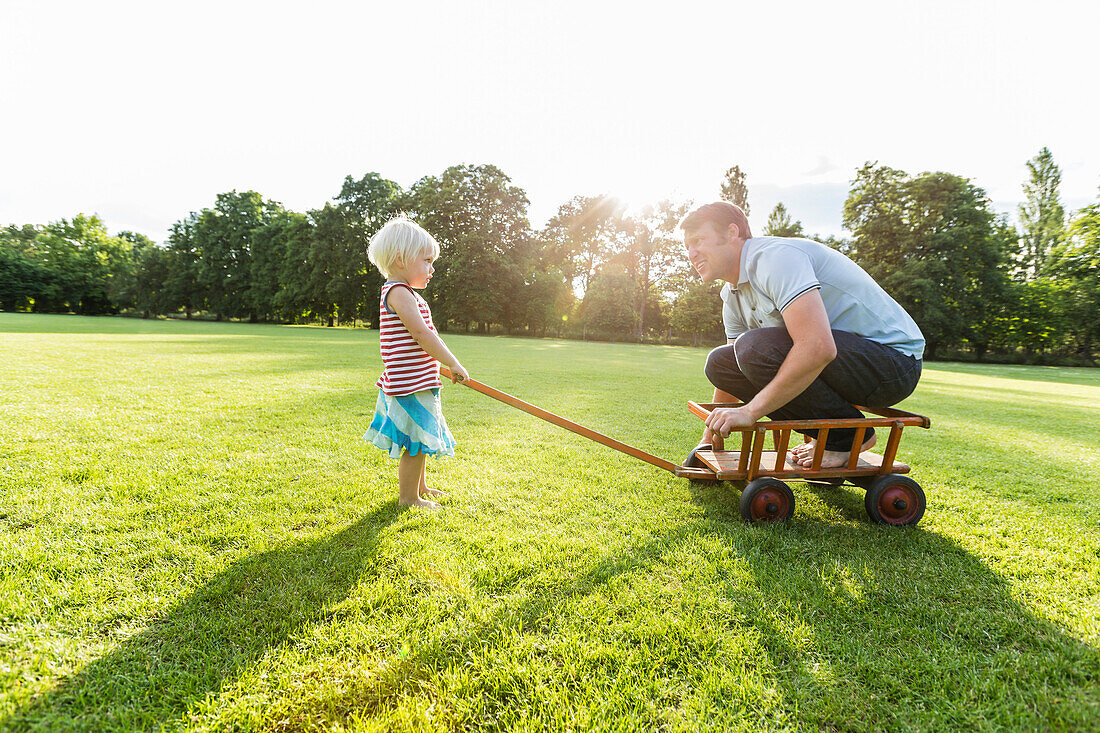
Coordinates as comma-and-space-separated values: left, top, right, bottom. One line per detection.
727, 221, 741, 242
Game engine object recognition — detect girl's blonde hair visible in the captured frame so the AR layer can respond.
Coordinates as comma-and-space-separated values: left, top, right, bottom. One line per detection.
367, 215, 440, 278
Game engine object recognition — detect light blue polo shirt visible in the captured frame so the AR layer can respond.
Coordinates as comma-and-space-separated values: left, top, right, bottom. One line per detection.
720, 237, 925, 359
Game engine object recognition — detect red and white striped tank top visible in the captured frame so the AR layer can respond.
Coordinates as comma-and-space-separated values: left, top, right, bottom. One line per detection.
376, 281, 442, 396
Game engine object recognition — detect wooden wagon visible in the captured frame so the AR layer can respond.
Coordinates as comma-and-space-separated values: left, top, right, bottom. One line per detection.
440, 367, 931, 526
680, 401, 931, 525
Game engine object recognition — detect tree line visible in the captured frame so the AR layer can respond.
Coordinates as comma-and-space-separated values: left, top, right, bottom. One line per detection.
2, 150, 1097, 363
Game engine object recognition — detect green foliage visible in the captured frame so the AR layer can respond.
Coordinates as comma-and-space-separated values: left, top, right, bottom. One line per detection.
579, 270, 637, 339
252, 210, 316, 322
514, 265, 574, 337
307, 173, 404, 326
997, 277, 1075, 356
619, 200, 690, 339
107, 231, 156, 312
1044, 201, 1100, 359
0, 227, 49, 311
763, 202, 805, 237
844, 164, 1013, 358
0, 215, 134, 315
669, 279, 725, 346
542, 194, 630, 295
131, 244, 172, 317
193, 191, 283, 321
407, 164, 531, 331
720, 164, 750, 214
2, 158, 1095, 358
1017, 147, 1065, 279
162, 215, 202, 317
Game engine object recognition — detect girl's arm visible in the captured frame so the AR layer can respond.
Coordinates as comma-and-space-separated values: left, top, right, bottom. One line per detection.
387, 286, 469, 383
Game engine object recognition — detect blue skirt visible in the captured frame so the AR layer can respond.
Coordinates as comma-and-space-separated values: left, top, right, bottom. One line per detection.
363, 388, 455, 459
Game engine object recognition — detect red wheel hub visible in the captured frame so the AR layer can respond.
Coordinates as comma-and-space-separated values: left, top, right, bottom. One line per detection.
877, 485, 920, 524
750, 488, 791, 521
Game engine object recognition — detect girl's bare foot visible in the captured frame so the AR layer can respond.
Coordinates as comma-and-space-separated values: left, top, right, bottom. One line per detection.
789, 433, 877, 468
399, 497, 442, 510
421, 487, 447, 498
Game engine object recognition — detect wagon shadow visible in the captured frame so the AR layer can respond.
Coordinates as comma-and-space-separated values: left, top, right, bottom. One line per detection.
6, 503, 402, 732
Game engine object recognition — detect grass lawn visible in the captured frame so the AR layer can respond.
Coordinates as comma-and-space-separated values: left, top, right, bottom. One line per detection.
1, 312, 1097, 732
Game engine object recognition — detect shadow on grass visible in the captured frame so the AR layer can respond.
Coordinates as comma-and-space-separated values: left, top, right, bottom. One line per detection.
8, 480, 1098, 730
280, 483, 1099, 730
5, 502, 402, 732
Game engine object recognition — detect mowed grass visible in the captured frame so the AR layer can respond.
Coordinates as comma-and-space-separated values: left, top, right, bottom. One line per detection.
0, 313, 1097, 732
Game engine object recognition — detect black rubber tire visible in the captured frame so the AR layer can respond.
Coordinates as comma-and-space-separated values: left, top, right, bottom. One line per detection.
739, 477, 795, 523
683, 443, 712, 468
864, 474, 926, 526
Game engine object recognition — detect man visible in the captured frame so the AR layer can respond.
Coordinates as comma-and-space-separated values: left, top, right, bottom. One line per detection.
681, 201, 924, 468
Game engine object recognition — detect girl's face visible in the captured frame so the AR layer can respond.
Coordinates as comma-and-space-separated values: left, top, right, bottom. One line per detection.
397, 250, 436, 288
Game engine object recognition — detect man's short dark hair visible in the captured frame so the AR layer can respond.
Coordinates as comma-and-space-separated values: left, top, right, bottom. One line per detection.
679, 201, 753, 239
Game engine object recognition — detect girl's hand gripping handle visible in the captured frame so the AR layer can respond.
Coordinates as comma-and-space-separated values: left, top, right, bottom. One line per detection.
440, 364, 468, 384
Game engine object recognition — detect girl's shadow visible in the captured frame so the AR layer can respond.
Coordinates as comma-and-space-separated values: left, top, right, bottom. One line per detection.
9, 502, 402, 731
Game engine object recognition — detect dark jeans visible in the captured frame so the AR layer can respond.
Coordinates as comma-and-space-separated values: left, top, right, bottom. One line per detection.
704, 328, 922, 451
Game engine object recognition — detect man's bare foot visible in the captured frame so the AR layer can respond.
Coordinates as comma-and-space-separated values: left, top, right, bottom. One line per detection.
421, 487, 447, 498
399, 497, 442, 510
789, 433, 877, 468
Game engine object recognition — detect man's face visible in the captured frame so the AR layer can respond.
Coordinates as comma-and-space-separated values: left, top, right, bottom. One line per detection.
683, 222, 738, 282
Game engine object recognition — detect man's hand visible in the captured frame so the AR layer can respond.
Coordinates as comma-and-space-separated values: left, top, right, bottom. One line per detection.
705, 406, 759, 438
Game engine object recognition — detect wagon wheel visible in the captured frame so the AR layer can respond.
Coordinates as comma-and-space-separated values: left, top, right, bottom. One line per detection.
864, 474, 925, 526
682, 443, 716, 484
683, 443, 712, 468
739, 477, 795, 523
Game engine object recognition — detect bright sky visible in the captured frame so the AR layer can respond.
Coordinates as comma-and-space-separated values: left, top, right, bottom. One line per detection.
2, 0, 1097, 243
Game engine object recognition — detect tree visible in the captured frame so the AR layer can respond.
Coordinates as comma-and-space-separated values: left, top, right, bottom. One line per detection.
669, 280, 725, 346
248, 210, 307, 322
960, 216, 1017, 361
1017, 147, 1065, 279
31, 215, 131, 315
164, 215, 202, 318
617, 200, 689, 340
763, 202, 804, 237
720, 165, 750, 214
513, 260, 574, 337
541, 195, 629, 296
1044, 197, 1100, 361
108, 231, 156, 312
307, 173, 403, 327
304, 204, 343, 326
844, 163, 1012, 358
132, 245, 172, 318
0, 227, 49, 311
996, 278, 1071, 360
193, 191, 281, 321
578, 269, 637, 340
406, 164, 531, 331
250, 211, 314, 322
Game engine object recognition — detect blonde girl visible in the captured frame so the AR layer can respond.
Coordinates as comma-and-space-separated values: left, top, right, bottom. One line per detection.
363, 215, 468, 509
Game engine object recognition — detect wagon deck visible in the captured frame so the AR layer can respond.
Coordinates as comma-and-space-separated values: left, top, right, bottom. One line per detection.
690, 447, 909, 480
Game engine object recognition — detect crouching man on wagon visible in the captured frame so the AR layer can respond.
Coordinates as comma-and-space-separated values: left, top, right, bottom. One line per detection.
681, 201, 925, 468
